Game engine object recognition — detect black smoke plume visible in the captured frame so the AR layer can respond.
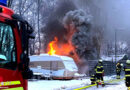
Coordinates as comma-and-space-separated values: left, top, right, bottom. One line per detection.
42, 0, 102, 62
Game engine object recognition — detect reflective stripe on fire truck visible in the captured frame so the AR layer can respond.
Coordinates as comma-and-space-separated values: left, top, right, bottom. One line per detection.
0, 81, 21, 86
1, 87, 23, 90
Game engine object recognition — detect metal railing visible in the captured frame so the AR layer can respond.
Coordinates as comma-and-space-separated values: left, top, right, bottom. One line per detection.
86, 60, 117, 76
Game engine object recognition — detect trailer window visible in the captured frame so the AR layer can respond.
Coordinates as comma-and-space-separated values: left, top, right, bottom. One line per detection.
52, 61, 58, 71
0, 23, 16, 70
52, 61, 65, 71
64, 61, 78, 71
58, 61, 65, 70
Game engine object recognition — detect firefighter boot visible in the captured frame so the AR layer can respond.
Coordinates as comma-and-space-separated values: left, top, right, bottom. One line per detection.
96, 80, 100, 88
91, 81, 95, 85
101, 81, 105, 87
96, 82, 99, 88
116, 75, 120, 79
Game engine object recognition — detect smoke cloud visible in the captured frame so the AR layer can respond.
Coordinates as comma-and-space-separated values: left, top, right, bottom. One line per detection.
42, 0, 102, 60
63, 9, 98, 60
42, 0, 77, 50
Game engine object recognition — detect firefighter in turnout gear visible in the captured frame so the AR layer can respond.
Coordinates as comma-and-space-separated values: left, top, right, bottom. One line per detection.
90, 74, 96, 84
124, 60, 130, 90
116, 62, 122, 79
95, 59, 105, 87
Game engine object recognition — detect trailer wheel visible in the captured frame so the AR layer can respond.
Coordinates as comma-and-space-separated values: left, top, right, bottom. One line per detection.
33, 75, 41, 80
36, 75, 41, 80
38, 76, 41, 80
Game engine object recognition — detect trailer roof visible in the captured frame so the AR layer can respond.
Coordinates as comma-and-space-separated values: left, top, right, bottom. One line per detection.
30, 54, 73, 62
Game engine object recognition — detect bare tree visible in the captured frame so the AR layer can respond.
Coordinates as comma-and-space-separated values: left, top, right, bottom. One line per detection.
7, 0, 13, 7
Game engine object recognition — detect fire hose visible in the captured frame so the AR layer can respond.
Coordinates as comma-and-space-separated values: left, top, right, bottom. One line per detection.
74, 78, 125, 90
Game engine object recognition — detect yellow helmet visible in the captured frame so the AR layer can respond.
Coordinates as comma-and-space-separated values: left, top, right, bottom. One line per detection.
126, 60, 130, 64
117, 63, 120, 65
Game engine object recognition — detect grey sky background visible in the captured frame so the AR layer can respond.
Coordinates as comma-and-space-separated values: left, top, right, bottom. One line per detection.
75, 0, 130, 42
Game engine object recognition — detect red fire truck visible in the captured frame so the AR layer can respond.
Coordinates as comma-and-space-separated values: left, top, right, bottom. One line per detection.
0, 0, 34, 90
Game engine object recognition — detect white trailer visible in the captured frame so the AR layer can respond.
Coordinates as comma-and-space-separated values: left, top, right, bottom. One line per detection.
29, 54, 79, 79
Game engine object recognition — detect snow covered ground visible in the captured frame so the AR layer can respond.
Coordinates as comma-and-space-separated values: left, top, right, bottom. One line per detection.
28, 75, 127, 90
28, 78, 90, 90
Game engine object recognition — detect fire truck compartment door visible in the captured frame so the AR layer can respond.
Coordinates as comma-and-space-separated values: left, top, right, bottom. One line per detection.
0, 22, 23, 89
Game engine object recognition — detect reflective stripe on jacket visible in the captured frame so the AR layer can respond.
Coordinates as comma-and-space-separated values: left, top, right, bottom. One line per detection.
95, 64, 104, 74
124, 65, 130, 77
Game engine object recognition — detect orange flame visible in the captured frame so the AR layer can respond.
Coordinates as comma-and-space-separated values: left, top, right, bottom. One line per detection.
48, 37, 57, 55
47, 37, 80, 64
47, 37, 74, 56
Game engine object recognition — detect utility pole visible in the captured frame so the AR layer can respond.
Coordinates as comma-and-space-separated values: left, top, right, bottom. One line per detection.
37, 0, 41, 54
115, 30, 117, 64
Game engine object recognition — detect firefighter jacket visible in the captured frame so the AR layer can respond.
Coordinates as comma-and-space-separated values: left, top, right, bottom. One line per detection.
124, 65, 130, 78
95, 63, 104, 74
116, 63, 122, 72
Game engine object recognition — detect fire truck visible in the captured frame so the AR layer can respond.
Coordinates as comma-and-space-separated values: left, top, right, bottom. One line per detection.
0, 0, 34, 90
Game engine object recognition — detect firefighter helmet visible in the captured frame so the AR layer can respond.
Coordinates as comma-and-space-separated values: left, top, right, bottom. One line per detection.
99, 59, 103, 63
126, 60, 130, 64
120, 63, 123, 67
117, 62, 120, 65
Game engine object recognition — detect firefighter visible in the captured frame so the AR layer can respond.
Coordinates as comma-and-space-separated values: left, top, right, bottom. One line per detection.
116, 62, 122, 79
124, 60, 130, 90
90, 74, 96, 84
95, 59, 105, 87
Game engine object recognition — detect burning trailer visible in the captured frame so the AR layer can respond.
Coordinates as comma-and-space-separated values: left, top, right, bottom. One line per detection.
29, 54, 80, 80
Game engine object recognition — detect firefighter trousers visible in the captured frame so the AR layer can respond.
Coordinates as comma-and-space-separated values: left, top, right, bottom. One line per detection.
126, 77, 130, 87
96, 73, 104, 87
116, 71, 121, 79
